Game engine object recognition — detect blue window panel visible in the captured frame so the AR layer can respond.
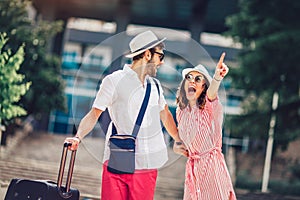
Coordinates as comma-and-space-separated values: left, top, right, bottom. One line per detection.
62, 51, 79, 69
53, 122, 68, 134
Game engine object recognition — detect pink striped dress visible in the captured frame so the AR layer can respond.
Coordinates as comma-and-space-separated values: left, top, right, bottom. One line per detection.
177, 96, 236, 200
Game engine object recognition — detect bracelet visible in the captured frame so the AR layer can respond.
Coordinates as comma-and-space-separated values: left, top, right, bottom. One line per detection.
75, 136, 81, 143
213, 76, 222, 82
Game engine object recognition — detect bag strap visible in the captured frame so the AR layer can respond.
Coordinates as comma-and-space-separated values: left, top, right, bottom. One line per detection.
132, 78, 151, 137
152, 78, 160, 96
112, 78, 151, 137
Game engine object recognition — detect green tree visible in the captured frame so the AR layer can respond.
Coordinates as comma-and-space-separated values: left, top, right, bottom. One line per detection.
0, 0, 66, 120
225, 0, 300, 150
0, 33, 31, 140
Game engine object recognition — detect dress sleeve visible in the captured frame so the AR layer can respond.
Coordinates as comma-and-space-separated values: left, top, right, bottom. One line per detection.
204, 95, 224, 130
176, 107, 183, 124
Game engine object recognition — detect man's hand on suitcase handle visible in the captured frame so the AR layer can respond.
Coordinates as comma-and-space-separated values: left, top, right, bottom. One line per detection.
64, 136, 80, 151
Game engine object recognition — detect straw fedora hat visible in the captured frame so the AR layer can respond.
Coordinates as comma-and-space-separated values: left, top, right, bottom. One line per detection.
125, 30, 166, 58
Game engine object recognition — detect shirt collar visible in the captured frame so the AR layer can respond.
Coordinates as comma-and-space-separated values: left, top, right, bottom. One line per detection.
123, 64, 135, 75
123, 64, 150, 83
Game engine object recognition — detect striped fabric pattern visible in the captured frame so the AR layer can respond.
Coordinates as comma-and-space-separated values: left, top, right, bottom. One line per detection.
177, 96, 236, 200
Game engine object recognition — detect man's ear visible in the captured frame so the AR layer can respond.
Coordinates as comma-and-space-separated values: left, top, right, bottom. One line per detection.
144, 50, 152, 61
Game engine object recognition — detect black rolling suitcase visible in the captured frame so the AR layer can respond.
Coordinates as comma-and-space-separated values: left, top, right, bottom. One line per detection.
4, 142, 80, 200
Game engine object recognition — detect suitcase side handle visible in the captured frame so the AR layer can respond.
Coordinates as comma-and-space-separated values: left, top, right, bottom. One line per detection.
57, 142, 77, 193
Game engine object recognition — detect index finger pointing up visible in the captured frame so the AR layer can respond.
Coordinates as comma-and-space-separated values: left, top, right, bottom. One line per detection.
217, 52, 226, 68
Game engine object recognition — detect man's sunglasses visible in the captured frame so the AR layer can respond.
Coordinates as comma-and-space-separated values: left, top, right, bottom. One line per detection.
185, 73, 204, 83
154, 51, 165, 61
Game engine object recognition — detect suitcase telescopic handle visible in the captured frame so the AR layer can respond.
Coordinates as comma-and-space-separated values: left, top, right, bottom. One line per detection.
57, 142, 77, 193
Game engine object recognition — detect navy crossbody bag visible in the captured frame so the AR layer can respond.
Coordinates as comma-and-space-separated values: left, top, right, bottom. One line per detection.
107, 78, 155, 174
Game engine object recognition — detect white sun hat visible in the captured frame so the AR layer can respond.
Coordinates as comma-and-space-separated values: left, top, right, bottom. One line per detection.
125, 30, 166, 58
182, 64, 213, 86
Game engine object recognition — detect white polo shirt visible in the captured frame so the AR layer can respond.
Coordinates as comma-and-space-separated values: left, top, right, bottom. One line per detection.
92, 64, 168, 169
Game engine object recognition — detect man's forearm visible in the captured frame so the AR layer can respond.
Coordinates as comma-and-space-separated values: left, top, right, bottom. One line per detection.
160, 105, 181, 142
76, 108, 102, 140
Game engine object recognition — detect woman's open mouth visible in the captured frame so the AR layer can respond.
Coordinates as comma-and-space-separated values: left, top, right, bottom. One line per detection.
187, 86, 196, 94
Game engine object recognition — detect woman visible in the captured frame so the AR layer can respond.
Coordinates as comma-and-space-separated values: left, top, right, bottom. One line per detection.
176, 53, 236, 200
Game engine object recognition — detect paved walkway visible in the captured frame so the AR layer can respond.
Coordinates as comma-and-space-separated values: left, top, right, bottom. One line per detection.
1, 130, 300, 200
0, 131, 186, 199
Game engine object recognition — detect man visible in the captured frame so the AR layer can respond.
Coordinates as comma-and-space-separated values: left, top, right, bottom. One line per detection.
65, 30, 187, 200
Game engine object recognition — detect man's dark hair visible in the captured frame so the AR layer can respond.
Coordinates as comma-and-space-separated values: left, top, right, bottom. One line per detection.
132, 43, 165, 61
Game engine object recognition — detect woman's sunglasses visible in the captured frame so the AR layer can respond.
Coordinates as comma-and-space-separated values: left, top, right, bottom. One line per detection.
154, 51, 165, 61
185, 73, 204, 83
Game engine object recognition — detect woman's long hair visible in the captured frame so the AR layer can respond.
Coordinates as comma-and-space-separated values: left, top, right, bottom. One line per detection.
176, 78, 208, 110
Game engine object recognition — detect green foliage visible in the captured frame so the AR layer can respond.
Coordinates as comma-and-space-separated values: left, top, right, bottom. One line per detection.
235, 171, 261, 191
236, 171, 300, 196
0, 0, 66, 116
225, 0, 300, 149
0, 33, 31, 124
289, 161, 300, 181
269, 180, 300, 196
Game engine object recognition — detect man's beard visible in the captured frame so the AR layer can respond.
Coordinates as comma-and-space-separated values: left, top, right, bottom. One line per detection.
146, 60, 157, 77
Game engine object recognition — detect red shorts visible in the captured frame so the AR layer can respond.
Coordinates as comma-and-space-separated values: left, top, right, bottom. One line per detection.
101, 161, 158, 200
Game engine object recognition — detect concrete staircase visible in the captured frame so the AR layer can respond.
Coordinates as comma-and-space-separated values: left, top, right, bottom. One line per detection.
0, 156, 101, 199
0, 131, 186, 200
